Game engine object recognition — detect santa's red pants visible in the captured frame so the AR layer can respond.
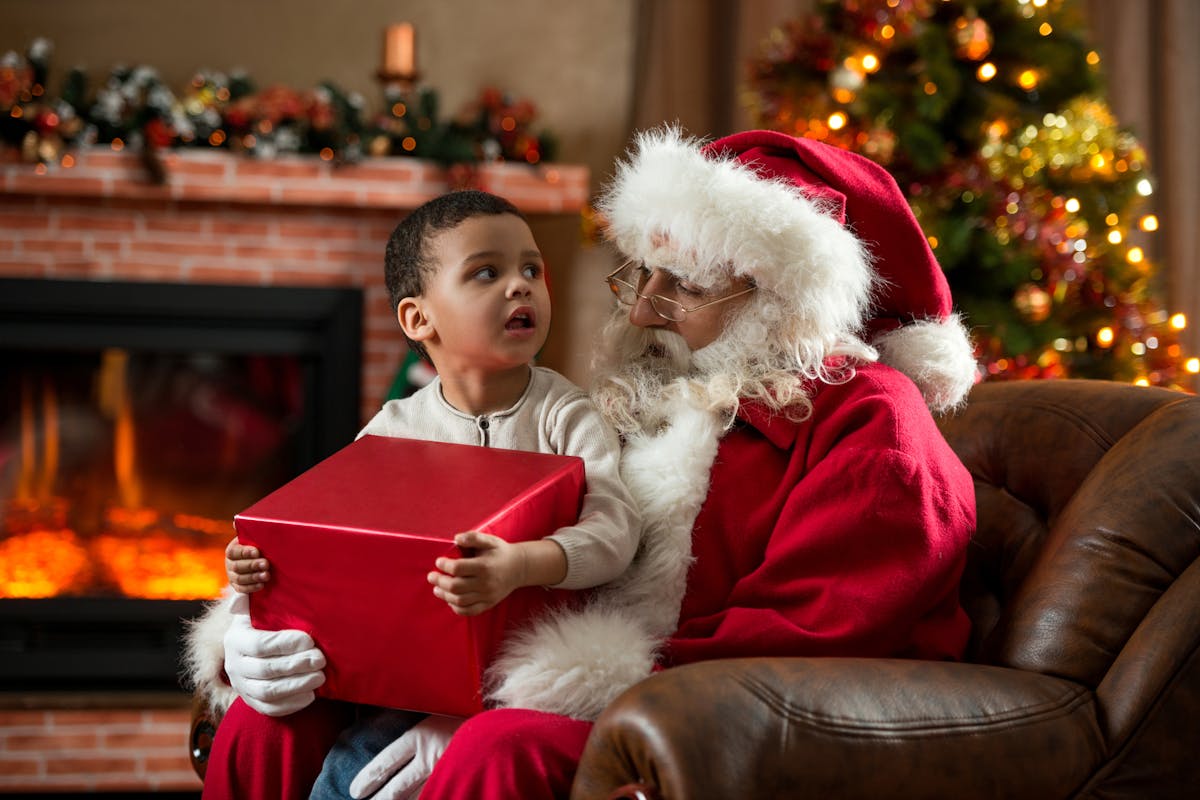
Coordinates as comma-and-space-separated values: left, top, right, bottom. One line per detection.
202, 702, 591, 799
421, 709, 593, 800
201, 697, 353, 800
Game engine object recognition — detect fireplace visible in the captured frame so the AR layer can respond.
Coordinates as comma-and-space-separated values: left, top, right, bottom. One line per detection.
0, 276, 362, 691
0, 148, 587, 792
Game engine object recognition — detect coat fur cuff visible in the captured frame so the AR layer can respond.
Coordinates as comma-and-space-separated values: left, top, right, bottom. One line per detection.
181, 588, 238, 717
484, 605, 658, 721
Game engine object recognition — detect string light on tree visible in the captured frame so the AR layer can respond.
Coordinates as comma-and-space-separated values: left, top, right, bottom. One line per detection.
953, 14, 993, 60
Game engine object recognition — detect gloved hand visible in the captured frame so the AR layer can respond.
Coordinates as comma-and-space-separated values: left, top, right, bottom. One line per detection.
349, 714, 464, 800
222, 593, 326, 716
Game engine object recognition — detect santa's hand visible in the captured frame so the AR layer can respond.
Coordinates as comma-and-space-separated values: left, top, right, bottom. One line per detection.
349, 714, 464, 800
222, 594, 325, 716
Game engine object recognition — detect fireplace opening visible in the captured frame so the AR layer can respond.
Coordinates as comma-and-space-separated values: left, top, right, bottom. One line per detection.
0, 277, 363, 691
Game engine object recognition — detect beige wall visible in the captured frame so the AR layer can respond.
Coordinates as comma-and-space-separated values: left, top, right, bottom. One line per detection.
0, 0, 638, 188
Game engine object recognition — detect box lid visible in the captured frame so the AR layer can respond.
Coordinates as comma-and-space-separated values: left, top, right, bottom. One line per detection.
236, 434, 585, 542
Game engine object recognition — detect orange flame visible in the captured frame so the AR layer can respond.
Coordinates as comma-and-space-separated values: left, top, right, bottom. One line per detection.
17, 377, 35, 502
37, 377, 59, 502
101, 349, 142, 511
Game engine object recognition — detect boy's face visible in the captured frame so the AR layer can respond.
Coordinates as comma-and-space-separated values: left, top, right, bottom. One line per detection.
410, 213, 551, 372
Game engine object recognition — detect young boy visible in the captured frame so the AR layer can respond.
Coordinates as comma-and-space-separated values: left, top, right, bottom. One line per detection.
223, 190, 641, 799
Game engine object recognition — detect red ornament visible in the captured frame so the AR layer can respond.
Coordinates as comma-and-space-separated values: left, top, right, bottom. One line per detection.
143, 117, 175, 148
34, 110, 60, 135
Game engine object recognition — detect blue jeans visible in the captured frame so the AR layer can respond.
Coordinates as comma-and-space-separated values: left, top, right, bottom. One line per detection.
309, 706, 427, 800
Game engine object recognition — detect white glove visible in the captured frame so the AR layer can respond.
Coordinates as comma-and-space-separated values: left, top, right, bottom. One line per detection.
222, 593, 326, 716
349, 714, 464, 800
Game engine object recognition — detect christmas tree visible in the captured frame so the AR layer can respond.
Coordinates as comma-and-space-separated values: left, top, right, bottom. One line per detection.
746, 0, 1196, 389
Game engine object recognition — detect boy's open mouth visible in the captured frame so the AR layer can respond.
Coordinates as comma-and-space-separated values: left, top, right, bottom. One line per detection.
505, 309, 535, 330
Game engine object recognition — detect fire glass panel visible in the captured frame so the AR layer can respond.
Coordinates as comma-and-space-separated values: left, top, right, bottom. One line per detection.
1, 347, 305, 600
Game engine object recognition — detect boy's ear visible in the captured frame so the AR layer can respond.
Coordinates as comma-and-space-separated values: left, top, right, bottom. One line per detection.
397, 297, 435, 343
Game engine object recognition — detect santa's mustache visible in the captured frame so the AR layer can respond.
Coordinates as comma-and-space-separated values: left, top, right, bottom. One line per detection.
600, 317, 693, 378
589, 312, 701, 434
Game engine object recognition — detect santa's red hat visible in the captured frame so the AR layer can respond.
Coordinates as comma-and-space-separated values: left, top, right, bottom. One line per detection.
598, 127, 977, 411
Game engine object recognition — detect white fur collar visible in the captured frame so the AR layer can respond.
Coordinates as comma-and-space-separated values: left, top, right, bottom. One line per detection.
485, 399, 724, 720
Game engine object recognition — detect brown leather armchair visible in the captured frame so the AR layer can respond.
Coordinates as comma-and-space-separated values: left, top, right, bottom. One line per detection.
571, 378, 1200, 800
192, 378, 1200, 798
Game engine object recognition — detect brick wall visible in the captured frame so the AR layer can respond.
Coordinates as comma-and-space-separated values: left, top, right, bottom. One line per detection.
0, 147, 588, 793
0, 148, 589, 421
0, 703, 199, 793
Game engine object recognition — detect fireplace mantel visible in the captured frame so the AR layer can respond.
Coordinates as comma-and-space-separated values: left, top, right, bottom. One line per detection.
1, 148, 589, 213
0, 149, 590, 419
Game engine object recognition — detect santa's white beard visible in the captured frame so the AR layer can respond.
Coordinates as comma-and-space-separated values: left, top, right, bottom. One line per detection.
591, 311, 758, 435
591, 314, 691, 435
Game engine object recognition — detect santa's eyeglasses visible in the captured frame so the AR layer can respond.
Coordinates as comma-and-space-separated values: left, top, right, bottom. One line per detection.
605, 261, 756, 323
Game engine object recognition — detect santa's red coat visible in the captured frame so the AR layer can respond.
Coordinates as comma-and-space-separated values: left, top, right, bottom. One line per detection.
669, 360, 973, 667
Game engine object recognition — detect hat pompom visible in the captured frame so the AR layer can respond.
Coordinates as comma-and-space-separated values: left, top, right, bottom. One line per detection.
872, 315, 978, 412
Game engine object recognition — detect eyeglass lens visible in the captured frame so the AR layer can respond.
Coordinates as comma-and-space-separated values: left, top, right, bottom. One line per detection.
610, 265, 686, 321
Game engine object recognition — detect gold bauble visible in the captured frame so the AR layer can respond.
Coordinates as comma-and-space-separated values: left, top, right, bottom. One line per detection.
368, 135, 391, 157
21, 130, 40, 163
1014, 283, 1052, 322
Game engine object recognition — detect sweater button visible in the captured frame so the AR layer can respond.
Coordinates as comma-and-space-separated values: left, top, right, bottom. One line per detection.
479, 419, 489, 430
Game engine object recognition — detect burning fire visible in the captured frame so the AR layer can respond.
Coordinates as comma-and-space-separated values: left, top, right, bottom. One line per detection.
0, 524, 92, 598
2, 350, 231, 600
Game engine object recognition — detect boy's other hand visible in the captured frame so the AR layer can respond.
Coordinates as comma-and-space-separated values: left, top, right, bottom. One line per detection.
226, 535, 271, 593
427, 531, 521, 617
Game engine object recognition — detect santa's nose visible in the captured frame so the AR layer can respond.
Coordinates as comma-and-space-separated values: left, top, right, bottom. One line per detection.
629, 295, 665, 328
629, 270, 672, 328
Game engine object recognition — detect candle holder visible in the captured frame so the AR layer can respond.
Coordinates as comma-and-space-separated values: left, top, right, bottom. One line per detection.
376, 69, 421, 94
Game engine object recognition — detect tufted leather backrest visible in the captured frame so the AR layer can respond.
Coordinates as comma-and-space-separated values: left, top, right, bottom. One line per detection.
936, 379, 1200, 689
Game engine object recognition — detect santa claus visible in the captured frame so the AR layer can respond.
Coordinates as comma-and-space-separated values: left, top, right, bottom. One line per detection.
187, 126, 979, 800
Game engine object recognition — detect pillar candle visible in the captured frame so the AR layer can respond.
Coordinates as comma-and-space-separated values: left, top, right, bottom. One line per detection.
382, 23, 416, 76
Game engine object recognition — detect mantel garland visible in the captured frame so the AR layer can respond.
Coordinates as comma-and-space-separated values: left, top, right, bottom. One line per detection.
0, 38, 559, 185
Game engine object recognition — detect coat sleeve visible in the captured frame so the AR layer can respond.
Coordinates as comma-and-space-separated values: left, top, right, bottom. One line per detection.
667, 374, 975, 664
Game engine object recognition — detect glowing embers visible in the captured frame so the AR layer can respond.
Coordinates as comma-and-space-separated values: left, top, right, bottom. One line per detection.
1, 350, 233, 600
0, 518, 91, 598
0, 511, 231, 600
93, 503, 229, 599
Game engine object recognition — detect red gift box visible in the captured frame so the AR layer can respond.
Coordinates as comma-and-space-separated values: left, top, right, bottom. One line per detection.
236, 434, 584, 716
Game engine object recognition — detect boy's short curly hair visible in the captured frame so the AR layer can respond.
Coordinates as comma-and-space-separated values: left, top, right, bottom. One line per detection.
385, 190, 526, 361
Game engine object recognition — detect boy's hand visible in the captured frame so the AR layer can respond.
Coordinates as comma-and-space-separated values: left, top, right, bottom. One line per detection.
427, 532, 523, 617
226, 536, 271, 594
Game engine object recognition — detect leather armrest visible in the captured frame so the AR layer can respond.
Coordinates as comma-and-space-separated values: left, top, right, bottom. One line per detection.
572, 657, 1104, 800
